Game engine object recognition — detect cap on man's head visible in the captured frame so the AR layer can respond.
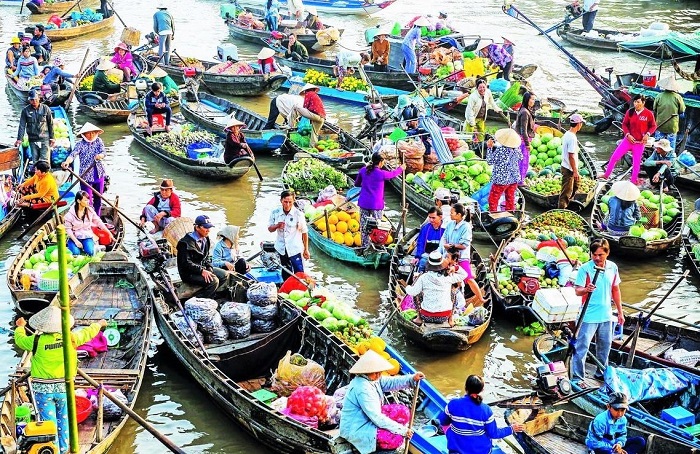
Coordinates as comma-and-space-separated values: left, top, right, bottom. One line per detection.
609, 392, 628, 410
569, 113, 585, 125
195, 215, 215, 228
27, 90, 40, 101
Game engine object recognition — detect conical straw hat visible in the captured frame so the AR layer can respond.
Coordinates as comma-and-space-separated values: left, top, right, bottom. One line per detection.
77, 122, 104, 136
658, 76, 680, 92
611, 180, 640, 202
494, 128, 521, 148
29, 304, 74, 333
349, 350, 394, 374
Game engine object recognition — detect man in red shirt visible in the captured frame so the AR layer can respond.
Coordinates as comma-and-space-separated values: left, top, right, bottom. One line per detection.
294, 83, 326, 146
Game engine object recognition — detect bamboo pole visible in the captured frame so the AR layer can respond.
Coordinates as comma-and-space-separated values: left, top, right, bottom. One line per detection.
57, 225, 79, 453
96, 383, 104, 442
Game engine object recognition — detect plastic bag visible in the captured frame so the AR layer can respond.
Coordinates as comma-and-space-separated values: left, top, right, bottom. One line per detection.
247, 282, 278, 306
377, 404, 410, 450
250, 302, 278, 321
298, 117, 312, 135
332, 385, 348, 409
271, 351, 326, 396
220, 302, 251, 327
102, 389, 128, 421
198, 311, 225, 334
172, 311, 204, 345
184, 297, 218, 323
205, 323, 229, 344
252, 318, 277, 333
280, 407, 319, 428
227, 323, 251, 339
316, 185, 338, 203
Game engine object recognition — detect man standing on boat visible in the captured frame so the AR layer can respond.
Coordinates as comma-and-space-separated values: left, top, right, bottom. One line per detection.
268, 189, 309, 281
559, 113, 584, 209
402, 18, 428, 74
15, 91, 54, 166
653, 77, 685, 152
581, 0, 600, 33
293, 84, 325, 147
287, 0, 305, 20
264, 92, 303, 129
153, 3, 175, 65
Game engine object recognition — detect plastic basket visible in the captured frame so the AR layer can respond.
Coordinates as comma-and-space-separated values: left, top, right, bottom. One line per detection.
186, 142, 214, 160
38, 277, 60, 291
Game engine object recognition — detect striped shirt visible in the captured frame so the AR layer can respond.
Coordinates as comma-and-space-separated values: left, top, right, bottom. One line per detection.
439, 396, 513, 453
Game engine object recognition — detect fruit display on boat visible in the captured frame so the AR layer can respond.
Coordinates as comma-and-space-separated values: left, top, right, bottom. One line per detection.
20, 243, 105, 291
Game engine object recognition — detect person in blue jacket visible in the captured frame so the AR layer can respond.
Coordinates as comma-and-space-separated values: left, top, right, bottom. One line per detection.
401, 17, 428, 73
144, 82, 172, 135
586, 392, 646, 454
439, 375, 524, 453
42, 57, 74, 90
30, 24, 51, 63
414, 206, 444, 272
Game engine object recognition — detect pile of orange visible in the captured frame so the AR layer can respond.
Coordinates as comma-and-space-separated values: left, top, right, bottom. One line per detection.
314, 210, 362, 247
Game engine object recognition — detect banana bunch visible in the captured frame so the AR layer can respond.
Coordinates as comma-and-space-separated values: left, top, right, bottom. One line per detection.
303, 69, 331, 86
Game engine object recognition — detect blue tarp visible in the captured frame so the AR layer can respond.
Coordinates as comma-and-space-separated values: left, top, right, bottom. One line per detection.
620, 32, 700, 57
603, 366, 700, 403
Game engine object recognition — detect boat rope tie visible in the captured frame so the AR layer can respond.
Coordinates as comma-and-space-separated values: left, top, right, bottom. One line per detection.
114, 279, 135, 289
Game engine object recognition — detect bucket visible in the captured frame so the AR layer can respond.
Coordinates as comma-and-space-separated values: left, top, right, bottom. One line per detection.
642, 72, 657, 88
75, 396, 92, 423
48, 14, 62, 28
15, 404, 31, 423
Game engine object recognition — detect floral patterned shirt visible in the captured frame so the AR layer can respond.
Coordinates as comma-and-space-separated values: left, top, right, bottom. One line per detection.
487, 144, 523, 185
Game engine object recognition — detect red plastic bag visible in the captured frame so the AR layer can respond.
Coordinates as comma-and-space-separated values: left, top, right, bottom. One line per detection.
286, 385, 328, 420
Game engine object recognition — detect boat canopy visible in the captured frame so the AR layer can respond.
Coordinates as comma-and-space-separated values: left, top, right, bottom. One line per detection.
620, 32, 700, 61
603, 365, 700, 404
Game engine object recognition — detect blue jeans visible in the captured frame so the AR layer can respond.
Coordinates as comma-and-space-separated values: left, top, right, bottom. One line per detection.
582, 10, 598, 32
655, 131, 678, 152
593, 436, 646, 454
68, 237, 96, 256
158, 33, 172, 65
35, 391, 69, 454
402, 44, 417, 73
572, 321, 613, 382
417, 253, 429, 272
280, 252, 304, 281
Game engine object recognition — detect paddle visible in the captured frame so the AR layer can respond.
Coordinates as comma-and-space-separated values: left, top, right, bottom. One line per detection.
104, 0, 127, 28
172, 49, 216, 95
60, 0, 84, 19
403, 380, 421, 454
565, 265, 604, 361
539, 13, 583, 35
65, 48, 90, 108
77, 368, 186, 453
621, 301, 700, 330
20, 0, 25, 14
378, 264, 417, 337
17, 162, 97, 239
621, 270, 689, 367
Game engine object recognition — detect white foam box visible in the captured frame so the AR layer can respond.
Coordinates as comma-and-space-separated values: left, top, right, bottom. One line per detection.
531, 287, 581, 324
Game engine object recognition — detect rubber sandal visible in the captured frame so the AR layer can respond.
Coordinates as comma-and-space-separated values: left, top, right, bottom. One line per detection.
412, 318, 423, 326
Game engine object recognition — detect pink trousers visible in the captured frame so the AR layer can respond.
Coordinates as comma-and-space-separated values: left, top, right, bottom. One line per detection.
603, 137, 645, 183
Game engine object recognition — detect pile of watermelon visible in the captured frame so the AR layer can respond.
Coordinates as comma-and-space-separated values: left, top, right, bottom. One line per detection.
599, 189, 680, 241
21, 245, 105, 290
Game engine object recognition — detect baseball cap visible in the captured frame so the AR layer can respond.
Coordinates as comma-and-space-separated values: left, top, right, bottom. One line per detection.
194, 215, 215, 228
609, 392, 628, 410
569, 113, 585, 124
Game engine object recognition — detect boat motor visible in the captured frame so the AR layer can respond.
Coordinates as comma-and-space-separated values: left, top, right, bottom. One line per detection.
535, 363, 571, 397
364, 218, 391, 247
16, 420, 59, 454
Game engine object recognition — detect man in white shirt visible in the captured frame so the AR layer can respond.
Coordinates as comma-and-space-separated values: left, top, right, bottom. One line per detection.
264, 93, 304, 129
268, 189, 310, 280
287, 0, 305, 20
582, 0, 600, 32
559, 113, 584, 209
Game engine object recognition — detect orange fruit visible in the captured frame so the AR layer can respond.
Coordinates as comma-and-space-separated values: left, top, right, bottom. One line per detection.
328, 214, 339, 225
332, 232, 345, 244
329, 223, 337, 233
385, 234, 393, 245
344, 232, 354, 246
336, 221, 348, 234
337, 211, 351, 222
348, 219, 360, 232
387, 358, 401, 375
315, 220, 327, 232
354, 233, 362, 247
369, 336, 386, 353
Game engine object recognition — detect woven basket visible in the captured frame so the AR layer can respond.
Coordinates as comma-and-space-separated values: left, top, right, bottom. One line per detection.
120, 27, 141, 47
163, 217, 194, 255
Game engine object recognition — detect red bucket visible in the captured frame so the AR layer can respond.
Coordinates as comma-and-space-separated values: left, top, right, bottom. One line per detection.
642, 72, 657, 88
48, 14, 63, 28
92, 227, 112, 246
75, 396, 92, 423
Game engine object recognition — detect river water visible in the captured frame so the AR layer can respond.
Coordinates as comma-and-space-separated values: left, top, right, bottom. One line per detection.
0, 0, 699, 452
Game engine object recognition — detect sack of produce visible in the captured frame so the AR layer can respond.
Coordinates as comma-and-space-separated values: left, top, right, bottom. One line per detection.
171, 311, 204, 345
226, 322, 251, 340
101, 389, 128, 421
249, 302, 278, 321
251, 318, 277, 333
271, 351, 326, 396
247, 282, 278, 306
280, 407, 319, 428
423, 149, 439, 172
220, 301, 251, 327
204, 322, 229, 344
198, 311, 225, 334
404, 156, 424, 174
332, 385, 348, 409
184, 297, 218, 323
397, 138, 425, 159
376, 404, 411, 449
286, 385, 328, 420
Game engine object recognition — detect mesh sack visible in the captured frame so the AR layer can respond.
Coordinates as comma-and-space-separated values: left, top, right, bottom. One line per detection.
247, 282, 278, 306
332, 385, 348, 410
198, 311, 225, 334
250, 302, 278, 321
204, 322, 229, 344
252, 318, 278, 333
172, 311, 204, 345
102, 389, 128, 421
227, 322, 251, 340
184, 297, 219, 323
220, 302, 251, 327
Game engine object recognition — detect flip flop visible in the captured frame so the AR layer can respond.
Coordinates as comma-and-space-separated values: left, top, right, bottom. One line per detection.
412, 318, 423, 327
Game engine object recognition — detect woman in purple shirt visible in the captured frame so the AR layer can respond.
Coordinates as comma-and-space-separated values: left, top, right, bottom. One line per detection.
354, 153, 405, 249
61, 122, 108, 215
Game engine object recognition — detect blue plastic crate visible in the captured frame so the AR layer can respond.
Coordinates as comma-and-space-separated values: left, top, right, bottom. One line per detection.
661, 407, 695, 427
186, 142, 214, 160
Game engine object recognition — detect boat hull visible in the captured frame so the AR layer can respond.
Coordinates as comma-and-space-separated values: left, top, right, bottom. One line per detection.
26, 14, 116, 41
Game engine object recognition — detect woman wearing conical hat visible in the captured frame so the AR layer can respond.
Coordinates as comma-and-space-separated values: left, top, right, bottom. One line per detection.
62, 122, 108, 215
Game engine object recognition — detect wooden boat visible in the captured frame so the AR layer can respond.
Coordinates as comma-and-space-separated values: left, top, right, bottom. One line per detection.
5, 73, 70, 107
7, 203, 125, 312
26, 0, 78, 14
489, 209, 593, 315
225, 7, 343, 50
0, 145, 23, 241
144, 254, 455, 454
387, 227, 492, 351
283, 121, 372, 176
675, 163, 700, 191
0, 257, 153, 453
682, 211, 700, 279
144, 54, 287, 97
533, 333, 700, 450
179, 90, 287, 153
25, 14, 116, 42
506, 409, 697, 454
273, 54, 419, 91
590, 180, 684, 257
236, 0, 397, 15
127, 112, 255, 181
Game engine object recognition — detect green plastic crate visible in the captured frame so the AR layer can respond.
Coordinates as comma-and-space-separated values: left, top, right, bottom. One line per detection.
251, 389, 277, 405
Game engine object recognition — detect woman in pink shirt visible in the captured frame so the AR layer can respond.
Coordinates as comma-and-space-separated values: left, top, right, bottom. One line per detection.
110, 42, 138, 82
64, 191, 115, 256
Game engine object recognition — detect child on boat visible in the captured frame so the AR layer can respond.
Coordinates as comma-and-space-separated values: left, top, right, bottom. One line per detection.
586, 392, 646, 454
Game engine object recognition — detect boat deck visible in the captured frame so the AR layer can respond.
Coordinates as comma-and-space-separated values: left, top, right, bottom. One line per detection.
533, 431, 585, 453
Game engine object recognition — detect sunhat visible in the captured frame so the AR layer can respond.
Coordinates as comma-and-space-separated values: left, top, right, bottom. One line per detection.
654, 138, 672, 152
349, 350, 394, 374
257, 47, 276, 60
611, 180, 641, 202
114, 42, 129, 53
494, 128, 521, 148
306, 5, 317, 15
300, 83, 319, 93
658, 76, 680, 92
194, 215, 215, 229
224, 117, 246, 130
426, 250, 446, 271
569, 113, 585, 124
413, 17, 430, 27
52, 57, 64, 66
217, 225, 240, 243
502, 36, 515, 45
96, 57, 115, 71
374, 28, 390, 37
11, 37, 20, 44
29, 305, 74, 333
148, 66, 168, 78
439, 11, 447, 18
609, 392, 628, 410
475, 40, 491, 52
77, 122, 104, 137
159, 179, 175, 189
433, 187, 451, 202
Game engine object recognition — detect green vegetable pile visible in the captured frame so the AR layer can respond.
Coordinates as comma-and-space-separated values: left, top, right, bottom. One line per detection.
688, 212, 700, 237
599, 188, 681, 241
145, 127, 217, 157
516, 322, 546, 337
282, 158, 349, 196
526, 174, 596, 196
405, 150, 492, 196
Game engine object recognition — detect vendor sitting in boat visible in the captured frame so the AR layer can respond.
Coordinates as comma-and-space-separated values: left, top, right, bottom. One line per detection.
257, 47, 281, 74
405, 250, 467, 327
303, 6, 324, 30
92, 57, 121, 94
17, 161, 59, 208
12, 46, 39, 82
223, 118, 253, 164
586, 392, 646, 454
414, 206, 444, 272
139, 179, 181, 234
642, 138, 678, 190
144, 81, 172, 135
111, 42, 138, 82
339, 350, 424, 454
285, 34, 308, 62
30, 25, 51, 64
606, 180, 641, 234
42, 57, 74, 91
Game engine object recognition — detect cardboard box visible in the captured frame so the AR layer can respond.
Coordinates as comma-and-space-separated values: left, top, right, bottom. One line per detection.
531, 287, 581, 324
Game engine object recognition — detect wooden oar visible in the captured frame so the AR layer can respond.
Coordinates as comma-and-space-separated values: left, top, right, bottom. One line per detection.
403, 380, 421, 454
19, 0, 26, 14
104, 0, 128, 28
77, 368, 186, 453
17, 162, 96, 239
65, 48, 90, 108
622, 301, 700, 329
621, 270, 689, 367
565, 265, 604, 361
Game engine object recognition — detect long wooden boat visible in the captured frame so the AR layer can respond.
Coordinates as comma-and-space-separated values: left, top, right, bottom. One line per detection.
236, 0, 396, 15
388, 227, 492, 351
144, 54, 287, 97
506, 408, 697, 454
283, 121, 372, 176
590, 179, 684, 257
533, 332, 700, 450
7, 203, 125, 311
25, 14, 116, 42
225, 7, 343, 50
0, 145, 23, 241
5, 73, 70, 107
0, 257, 153, 453
26, 0, 78, 14
676, 163, 700, 191
682, 211, 700, 279
127, 112, 255, 181
489, 209, 593, 315
274, 54, 419, 91
179, 90, 287, 153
